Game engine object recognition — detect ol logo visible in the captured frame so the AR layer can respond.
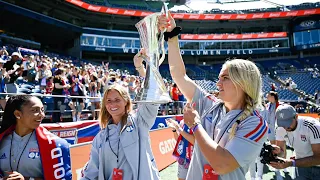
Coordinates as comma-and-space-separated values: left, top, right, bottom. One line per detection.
28, 152, 40, 159
126, 121, 134, 132
301, 135, 307, 142
28, 148, 40, 159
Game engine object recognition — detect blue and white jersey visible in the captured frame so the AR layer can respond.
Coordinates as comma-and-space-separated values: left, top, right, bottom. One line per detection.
186, 86, 268, 180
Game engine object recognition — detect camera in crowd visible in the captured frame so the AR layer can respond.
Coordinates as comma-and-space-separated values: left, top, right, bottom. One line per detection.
260, 142, 284, 164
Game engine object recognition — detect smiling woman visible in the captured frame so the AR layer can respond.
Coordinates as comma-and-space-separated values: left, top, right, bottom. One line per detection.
160, 12, 268, 180
80, 50, 161, 180
0, 95, 72, 180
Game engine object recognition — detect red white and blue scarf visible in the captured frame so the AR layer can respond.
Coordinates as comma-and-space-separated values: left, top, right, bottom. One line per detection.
0, 125, 72, 179
172, 124, 194, 168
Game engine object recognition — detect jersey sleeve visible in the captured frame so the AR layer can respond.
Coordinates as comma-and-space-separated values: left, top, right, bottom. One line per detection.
305, 118, 320, 145
225, 115, 268, 167
275, 127, 287, 141
191, 86, 219, 120
136, 104, 160, 130
80, 131, 102, 180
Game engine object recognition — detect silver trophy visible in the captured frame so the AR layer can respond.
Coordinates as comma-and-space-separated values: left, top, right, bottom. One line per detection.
134, 3, 172, 104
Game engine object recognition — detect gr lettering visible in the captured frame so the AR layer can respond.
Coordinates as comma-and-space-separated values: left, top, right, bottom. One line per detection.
51, 147, 66, 179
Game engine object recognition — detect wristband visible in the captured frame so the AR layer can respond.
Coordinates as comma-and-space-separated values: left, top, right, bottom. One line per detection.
135, 65, 144, 71
292, 160, 296, 167
164, 26, 182, 41
191, 122, 201, 132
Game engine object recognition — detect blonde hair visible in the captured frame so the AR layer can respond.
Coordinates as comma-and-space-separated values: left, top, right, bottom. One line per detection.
99, 84, 133, 130
223, 59, 262, 139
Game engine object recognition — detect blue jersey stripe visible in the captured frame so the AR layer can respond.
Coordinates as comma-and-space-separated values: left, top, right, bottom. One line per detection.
249, 111, 267, 141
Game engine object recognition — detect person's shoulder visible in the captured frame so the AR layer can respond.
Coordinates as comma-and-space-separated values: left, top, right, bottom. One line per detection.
238, 111, 268, 142
240, 111, 263, 125
96, 128, 107, 139
299, 116, 320, 135
299, 116, 319, 125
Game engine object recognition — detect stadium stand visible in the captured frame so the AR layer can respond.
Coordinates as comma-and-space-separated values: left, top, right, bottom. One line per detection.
278, 72, 320, 96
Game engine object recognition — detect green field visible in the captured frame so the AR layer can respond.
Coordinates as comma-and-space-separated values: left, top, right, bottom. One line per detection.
160, 149, 296, 180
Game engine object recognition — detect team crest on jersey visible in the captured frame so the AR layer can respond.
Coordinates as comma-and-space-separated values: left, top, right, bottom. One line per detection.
28, 148, 40, 159
205, 114, 213, 123
125, 122, 134, 132
0, 153, 7, 159
301, 135, 307, 142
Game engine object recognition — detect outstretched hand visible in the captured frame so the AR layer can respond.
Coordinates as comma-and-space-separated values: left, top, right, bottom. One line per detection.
133, 48, 147, 67
158, 11, 176, 32
166, 118, 180, 130
183, 103, 200, 128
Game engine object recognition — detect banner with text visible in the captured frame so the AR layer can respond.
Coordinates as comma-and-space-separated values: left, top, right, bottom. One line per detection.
181, 32, 287, 40
66, 0, 320, 20
81, 46, 290, 55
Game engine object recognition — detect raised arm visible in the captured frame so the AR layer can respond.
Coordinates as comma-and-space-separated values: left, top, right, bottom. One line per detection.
133, 49, 146, 78
160, 13, 198, 102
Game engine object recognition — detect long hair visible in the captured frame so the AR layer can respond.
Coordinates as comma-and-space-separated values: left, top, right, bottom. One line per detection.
268, 91, 280, 110
268, 91, 279, 102
0, 95, 33, 134
98, 84, 133, 130
223, 59, 262, 139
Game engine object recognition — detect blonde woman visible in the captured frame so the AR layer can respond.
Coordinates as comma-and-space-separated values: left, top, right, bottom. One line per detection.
159, 13, 268, 180
80, 50, 160, 180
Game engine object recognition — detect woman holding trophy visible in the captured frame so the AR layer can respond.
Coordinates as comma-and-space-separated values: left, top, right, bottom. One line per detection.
80, 48, 161, 180
159, 13, 268, 180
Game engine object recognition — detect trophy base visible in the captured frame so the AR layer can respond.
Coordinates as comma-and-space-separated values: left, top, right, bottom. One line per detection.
134, 91, 172, 104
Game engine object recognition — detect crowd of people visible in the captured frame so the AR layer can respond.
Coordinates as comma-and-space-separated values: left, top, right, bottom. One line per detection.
0, 46, 186, 122
0, 12, 319, 180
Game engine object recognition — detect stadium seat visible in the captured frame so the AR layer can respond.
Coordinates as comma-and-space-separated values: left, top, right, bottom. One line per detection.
278, 72, 320, 95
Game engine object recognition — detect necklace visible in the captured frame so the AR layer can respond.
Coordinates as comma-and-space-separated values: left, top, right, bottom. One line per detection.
10, 131, 34, 172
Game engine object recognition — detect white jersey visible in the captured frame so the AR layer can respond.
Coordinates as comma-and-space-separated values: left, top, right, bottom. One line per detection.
276, 116, 320, 163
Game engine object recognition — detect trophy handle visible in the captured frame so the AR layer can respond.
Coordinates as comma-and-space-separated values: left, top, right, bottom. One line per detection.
157, 2, 169, 66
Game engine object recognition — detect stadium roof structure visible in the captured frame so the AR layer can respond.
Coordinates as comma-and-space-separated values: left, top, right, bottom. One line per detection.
176, 0, 320, 11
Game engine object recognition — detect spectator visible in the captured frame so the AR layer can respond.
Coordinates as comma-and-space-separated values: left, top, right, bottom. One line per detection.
119, 75, 129, 92
178, 88, 185, 114
0, 57, 6, 109
298, 95, 304, 101
289, 81, 297, 89
100, 70, 109, 93
3, 52, 23, 95
37, 63, 52, 91
315, 90, 319, 105
46, 76, 54, 94
89, 73, 101, 120
0, 46, 9, 57
68, 67, 85, 122
270, 82, 277, 91
171, 83, 179, 114
52, 68, 70, 123
128, 75, 137, 100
